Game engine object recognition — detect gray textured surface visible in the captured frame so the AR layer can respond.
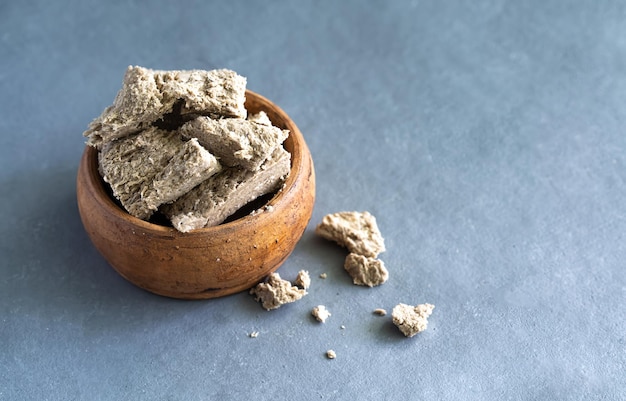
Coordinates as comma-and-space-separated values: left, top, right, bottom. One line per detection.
1, 1, 625, 399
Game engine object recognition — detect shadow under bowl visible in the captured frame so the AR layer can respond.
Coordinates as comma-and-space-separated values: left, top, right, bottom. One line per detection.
76, 90, 315, 299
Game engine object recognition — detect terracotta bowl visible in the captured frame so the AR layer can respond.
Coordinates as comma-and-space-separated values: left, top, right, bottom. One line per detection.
76, 90, 315, 299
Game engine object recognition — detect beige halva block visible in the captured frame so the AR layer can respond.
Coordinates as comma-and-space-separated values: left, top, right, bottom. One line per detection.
84, 67, 247, 148
99, 128, 221, 219
392, 303, 435, 337
315, 211, 386, 258
162, 146, 290, 232
179, 116, 288, 171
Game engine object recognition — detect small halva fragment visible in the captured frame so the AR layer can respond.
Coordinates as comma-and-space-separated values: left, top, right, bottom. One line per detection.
142, 138, 221, 214
311, 305, 331, 323
250, 272, 307, 310
343, 253, 389, 287
315, 211, 385, 258
392, 303, 435, 337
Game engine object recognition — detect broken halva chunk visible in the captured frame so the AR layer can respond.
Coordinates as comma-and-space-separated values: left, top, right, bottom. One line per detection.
98, 127, 221, 219
344, 253, 389, 287
84, 66, 247, 148
315, 211, 385, 258
392, 303, 435, 337
161, 145, 290, 232
250, 272, 307, 311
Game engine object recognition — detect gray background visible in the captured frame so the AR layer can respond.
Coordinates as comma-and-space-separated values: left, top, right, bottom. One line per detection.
1, 0, 625, 399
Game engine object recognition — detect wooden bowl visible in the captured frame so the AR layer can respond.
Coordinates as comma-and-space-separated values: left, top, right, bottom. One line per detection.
76, 90, 315, 299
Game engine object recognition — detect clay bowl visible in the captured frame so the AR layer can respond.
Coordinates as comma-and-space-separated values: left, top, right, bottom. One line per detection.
76, 90, 315, 299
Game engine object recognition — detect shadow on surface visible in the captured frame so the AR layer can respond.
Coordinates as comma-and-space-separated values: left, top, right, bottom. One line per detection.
0, 165, 254, 336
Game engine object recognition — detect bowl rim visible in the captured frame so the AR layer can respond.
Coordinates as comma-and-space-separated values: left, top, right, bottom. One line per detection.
80, 89, 307, 236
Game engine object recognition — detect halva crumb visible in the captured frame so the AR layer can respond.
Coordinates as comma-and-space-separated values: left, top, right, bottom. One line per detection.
294, 270, 311, 290
311, 305, 331, 323
373, 308, 387, 316
249, 331, 259, 338
319, 273, 327, 279
326, 350, 336, 359
392, 303, 435, 337
249, 272, 307, 310
343, 253, 389, 287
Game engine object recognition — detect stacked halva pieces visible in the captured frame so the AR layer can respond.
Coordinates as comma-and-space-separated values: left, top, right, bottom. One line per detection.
84, 66, 290, 232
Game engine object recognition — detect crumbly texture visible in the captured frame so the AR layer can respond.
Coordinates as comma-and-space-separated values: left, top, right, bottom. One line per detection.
343, 253, 389, 287
392, 303, 435, 337
373, 308, 387, 316
84, 67, 247, 148
319, 273, 327, 279
249, 331, 259, 338
248, 110, 272, 126
161, 146, 291, 231
315, 211, 386, 258
179, 116, 288, 171
326, 350, 337, 359
294, 270, 311, 290
98, 129, 220, 219
249, 272, 307, 311
311, 305, 331, 323
141, 138, 221, 214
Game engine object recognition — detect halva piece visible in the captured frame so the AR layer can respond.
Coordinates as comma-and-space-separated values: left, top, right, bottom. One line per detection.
179, 116, 288, 171
141, 138, 221, 214
343, 253, 389, 287
98, 127, 220, 219
392, 303, 435, 337
311, 305, 331, 323
249, 272, 307, 311
162, 146, 291, 232
84, 67, 247, 148
315, 211, 385, 258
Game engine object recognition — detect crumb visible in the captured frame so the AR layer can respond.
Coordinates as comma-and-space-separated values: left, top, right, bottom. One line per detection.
343, 253, 389, 287
249, 331, 259, 338
340, 325, 345, 330
311, 305, 331, 323
319, 273, 327, 279
294, 270, 311, 290
392, 303, 435, 337
315, 211, 385, 258
373, 308, 387, 316
249, 272, 307, 310
326, 350, 336, 359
